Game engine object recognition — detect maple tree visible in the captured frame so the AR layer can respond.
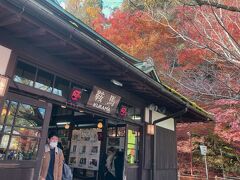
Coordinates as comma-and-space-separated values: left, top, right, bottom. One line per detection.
134, 1, 240, 100
93, 10, 178, 64
66, 0, 240, 176
65, 0, 102, 25
177, 127, 240, 177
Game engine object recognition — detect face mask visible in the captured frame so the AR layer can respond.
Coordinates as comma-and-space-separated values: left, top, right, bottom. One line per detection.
49, 142, 58, 149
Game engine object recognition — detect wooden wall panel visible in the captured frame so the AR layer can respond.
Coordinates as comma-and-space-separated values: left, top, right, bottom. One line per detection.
0, 168, 34, 180
154, 126, 177, 180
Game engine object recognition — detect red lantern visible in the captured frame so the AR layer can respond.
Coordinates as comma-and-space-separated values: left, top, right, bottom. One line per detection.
71, 89, 82, 101
119, 106, 127, 118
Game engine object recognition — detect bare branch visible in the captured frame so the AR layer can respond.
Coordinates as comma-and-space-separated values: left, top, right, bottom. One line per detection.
194, 0, 240, 13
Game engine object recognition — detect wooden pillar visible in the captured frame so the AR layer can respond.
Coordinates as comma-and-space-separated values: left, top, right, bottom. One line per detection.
98, 118, 108, 180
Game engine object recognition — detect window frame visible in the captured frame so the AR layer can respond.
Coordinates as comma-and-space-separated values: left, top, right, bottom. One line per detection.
0, 93, 51, 162
13, 59, 87, 99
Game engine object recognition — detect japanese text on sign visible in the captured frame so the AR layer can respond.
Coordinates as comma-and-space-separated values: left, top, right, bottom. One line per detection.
87, 86, 121, 114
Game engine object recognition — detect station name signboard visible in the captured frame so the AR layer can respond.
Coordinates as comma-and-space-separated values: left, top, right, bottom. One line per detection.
87, 86, 121, 114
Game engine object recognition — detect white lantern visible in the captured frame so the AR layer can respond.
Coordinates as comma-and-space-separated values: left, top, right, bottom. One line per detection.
147, 124, 155, 135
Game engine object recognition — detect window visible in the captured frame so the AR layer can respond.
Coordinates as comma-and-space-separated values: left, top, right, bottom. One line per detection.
35, 69, 54, 92
124, 104, 142, 121
107, 127, 126, 137
13, 61, 36, 86
53, 76, 70, 98
13, 60, 88, 99
117, 127, 126, 137
127, 128, 140, 164
132, 108, 142, 121
0, 100, 45, 160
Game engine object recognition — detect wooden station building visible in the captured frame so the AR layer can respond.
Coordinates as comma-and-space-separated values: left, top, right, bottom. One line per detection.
0, 0, 210, 180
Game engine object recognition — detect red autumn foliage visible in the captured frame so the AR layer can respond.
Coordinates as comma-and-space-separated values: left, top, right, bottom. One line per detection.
92, 10, 178, 70
90, 1, 240, 176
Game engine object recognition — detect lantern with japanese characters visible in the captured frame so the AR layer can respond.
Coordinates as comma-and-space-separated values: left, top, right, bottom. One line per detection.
119, 105, 127, 118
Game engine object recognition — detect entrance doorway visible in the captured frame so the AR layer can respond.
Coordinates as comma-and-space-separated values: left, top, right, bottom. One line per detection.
48, 104, 126, 180
124, 125, 141, 180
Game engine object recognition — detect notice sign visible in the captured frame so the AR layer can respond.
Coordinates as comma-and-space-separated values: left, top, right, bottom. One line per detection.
87, 86, 121, 114
200, 145, 207, 156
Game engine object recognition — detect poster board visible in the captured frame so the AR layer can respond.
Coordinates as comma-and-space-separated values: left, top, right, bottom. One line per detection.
107, 137, 125, 152
69, 128, 101, 171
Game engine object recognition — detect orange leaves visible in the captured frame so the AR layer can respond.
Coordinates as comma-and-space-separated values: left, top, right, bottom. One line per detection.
86, 7, 101, 19
65, 0, 101, 25
92, 10, 178, 64
178, 48, 213, 70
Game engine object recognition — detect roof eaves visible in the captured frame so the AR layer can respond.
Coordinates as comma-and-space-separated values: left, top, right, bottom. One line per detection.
40, 0, 141, 65
42, 0, 210, 120
9, 0, 211, 121
161, 83, 212, 119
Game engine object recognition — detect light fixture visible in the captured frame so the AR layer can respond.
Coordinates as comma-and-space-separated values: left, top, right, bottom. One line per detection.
147, 124, 155, 135
0, 75, 9, 97
111, 79, 123, 87
61, 102, 67, 109
57, 122, 70, 125
82, 88, 88, 92
61, 104, 67, 109
39, 99, 46, 103
77, 123, 96, 127
131, 116, 141, 120
64, 124, 70, 129
97, 121, 103, 129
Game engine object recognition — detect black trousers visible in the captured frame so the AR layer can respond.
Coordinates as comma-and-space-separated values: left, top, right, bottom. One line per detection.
105, 172, 116, 180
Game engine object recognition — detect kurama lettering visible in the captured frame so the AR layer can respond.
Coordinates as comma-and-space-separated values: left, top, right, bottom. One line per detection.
93, 102, 110, 113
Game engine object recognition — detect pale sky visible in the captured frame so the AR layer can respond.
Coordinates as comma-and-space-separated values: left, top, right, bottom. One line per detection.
56, 0, 123, 17
102, 0, 123, 17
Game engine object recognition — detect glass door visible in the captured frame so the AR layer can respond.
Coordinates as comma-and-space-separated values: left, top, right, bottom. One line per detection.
124, 124, 142, 180
0, 92, 52, 180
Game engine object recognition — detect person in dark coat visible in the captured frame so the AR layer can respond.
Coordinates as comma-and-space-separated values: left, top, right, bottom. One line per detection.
105, 147, 124, 180
114, 151, 124, 180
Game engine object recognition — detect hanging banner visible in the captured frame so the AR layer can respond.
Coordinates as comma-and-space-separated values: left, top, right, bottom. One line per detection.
87, 86, 121, 114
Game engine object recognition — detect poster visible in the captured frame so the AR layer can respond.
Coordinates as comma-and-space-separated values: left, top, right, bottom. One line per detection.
69, 128, 101, 171
107, 137, 125, 152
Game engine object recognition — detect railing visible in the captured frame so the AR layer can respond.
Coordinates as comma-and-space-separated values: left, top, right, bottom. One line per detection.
178, 174, 240, 180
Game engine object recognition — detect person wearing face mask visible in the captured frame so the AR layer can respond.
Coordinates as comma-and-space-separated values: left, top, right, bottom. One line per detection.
39, 132, 64, 180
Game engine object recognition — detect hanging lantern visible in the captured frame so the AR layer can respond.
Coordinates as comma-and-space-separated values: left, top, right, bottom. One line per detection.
119, 105, 127, 118
64, 124, 70, 129
97, 121, 103, 129
147, 124, 155, 135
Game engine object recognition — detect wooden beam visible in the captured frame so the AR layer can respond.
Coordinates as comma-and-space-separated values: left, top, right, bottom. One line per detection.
50, 50, 83, 56
96, 75, 131, 82
15, 28, 46, 38
68, 58, 98, 64
78, 64, 110, 71
35, 41, 66, 47
89, 70, 122, 76
0, 14, 21, 27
